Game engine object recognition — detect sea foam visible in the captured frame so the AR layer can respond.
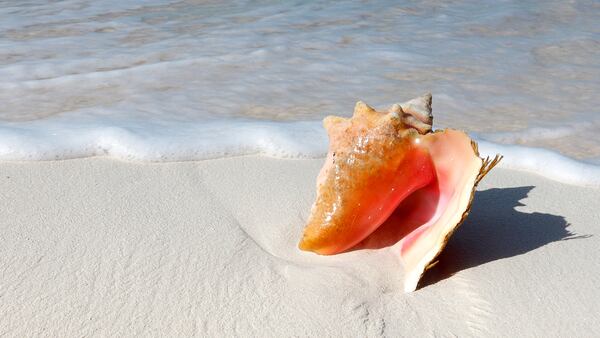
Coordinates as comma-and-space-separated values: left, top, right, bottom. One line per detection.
0, 116, 598, 187
476, 141, 600, 187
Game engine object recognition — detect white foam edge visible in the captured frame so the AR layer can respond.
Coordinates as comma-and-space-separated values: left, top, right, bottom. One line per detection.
0, 118, 598, 187
0, 118, 327, 162
476, 139, 600, 187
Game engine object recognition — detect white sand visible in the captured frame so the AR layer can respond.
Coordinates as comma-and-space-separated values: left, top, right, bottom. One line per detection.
0, 157, 598, 336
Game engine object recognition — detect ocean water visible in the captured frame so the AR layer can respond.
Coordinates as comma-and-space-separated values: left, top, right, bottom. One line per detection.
1, 0, 599, 185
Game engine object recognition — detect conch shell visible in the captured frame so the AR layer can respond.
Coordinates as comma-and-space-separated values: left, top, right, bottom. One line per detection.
299, 94, 501, 292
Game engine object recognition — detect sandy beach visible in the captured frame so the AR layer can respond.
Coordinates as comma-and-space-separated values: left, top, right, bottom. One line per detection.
1, 0, 599, 336
1, 157, 598, 336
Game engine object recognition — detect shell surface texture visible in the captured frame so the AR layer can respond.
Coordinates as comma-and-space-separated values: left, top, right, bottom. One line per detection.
298, 94, 502, 292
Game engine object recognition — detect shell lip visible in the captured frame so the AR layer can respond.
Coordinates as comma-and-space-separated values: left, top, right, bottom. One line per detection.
405, 150, 502, 292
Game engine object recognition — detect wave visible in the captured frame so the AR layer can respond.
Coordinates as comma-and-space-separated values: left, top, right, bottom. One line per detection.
0, 116, 598, 187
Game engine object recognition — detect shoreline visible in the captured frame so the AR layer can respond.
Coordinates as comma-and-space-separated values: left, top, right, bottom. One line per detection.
1, 119, 599, 188
1, 157, 598, 336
